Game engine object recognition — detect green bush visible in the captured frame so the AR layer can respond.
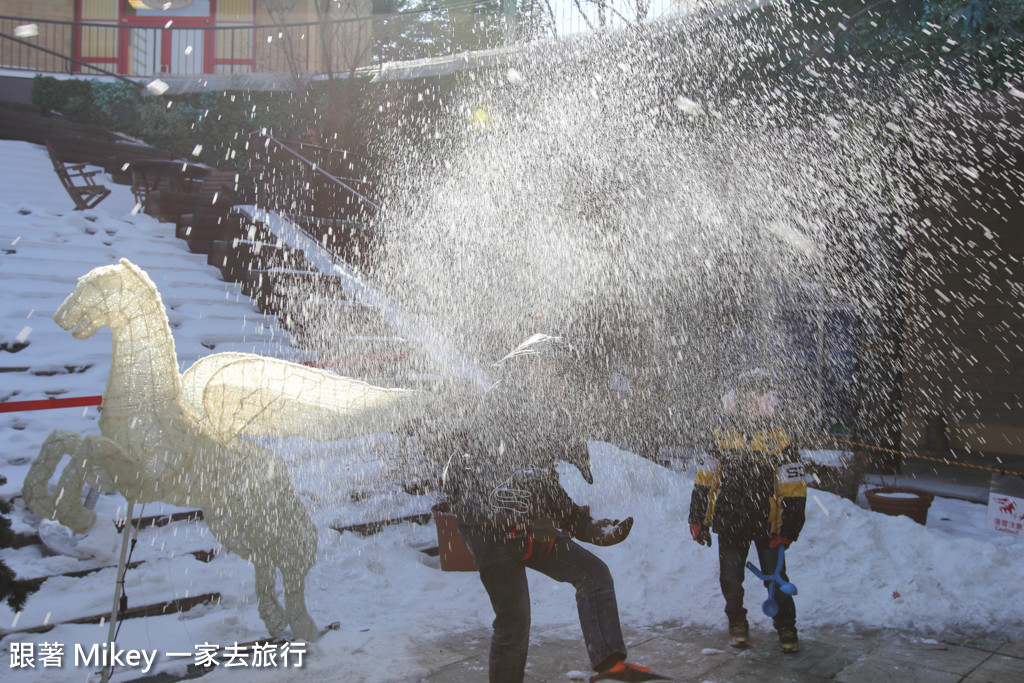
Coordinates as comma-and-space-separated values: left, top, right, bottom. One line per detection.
31, 76, 95, 123
31, 76, 281, 180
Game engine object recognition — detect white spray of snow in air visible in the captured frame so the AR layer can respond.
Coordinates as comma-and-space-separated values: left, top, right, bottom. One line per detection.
673, 95, 703, 115
14, 24, 39, 38
145, 79, 169, 96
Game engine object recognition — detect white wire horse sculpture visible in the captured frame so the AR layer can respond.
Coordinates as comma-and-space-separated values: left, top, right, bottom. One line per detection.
23, 259, 427, 640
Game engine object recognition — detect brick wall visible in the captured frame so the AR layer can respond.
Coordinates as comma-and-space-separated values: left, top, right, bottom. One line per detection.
3, 1, 74, 22
250, 0, 375, 74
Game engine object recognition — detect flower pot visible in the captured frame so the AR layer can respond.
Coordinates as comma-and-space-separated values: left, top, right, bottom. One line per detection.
431, 502, 477, 572
864, 487, 934, 525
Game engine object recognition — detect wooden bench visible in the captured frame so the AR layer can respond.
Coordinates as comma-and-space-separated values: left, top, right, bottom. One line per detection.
45, 138, 111, 211
244, 268, 345, 316
289, 214, 375, 269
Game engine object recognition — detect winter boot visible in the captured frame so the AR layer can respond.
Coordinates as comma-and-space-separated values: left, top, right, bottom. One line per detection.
590, 660, 672, 681
728, 619, 750, 648
778, 626, 800, 653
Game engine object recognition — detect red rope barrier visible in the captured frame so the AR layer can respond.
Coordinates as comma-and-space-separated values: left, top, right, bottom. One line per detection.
0, 395, 103, 413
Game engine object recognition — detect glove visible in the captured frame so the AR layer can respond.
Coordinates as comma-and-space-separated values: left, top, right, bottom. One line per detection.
566, 506, 633, 546
575, 517, 633, 546
769, 536, 792, 550
690, 523, 712, 547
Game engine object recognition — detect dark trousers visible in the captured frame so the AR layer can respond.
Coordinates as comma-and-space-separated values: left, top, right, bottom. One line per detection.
717, 535, 796, 630
460, 524, 627, 683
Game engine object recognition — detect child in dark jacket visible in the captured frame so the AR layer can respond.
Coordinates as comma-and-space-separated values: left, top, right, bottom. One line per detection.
688, 370, 807, 653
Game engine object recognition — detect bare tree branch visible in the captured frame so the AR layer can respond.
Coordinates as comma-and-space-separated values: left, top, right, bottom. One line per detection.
539, 0, 560, 38
571, 0, 599, 33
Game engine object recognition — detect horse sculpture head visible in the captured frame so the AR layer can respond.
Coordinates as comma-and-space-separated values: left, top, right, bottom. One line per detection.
54, 258, 161, 339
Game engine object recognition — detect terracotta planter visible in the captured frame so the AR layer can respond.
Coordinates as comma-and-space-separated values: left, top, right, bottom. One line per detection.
864, 487, 934, 525
431, 503, 478, 572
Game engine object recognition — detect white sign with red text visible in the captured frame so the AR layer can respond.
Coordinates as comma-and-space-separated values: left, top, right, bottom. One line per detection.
987, 492, 1024, 536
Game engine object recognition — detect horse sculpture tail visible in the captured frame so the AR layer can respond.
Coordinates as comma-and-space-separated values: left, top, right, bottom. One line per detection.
23, 429, 82, 522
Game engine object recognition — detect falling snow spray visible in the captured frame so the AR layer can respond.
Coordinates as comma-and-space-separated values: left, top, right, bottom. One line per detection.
365, 9, 931, 455
262, 4, 1022, 502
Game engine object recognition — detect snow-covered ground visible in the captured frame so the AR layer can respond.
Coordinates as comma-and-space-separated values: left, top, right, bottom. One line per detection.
1, 139, 1022, 682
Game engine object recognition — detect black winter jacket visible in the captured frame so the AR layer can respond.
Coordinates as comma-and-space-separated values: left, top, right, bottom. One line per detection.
439, 383, 589, 531
688, 419, 807, 542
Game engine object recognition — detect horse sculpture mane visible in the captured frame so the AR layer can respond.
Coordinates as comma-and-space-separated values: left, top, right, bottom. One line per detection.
24, 258, 431, 641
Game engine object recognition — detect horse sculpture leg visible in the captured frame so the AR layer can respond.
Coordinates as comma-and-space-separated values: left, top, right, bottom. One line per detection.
282, 571, 319, 642
51, 455, 98, 534
53, 434, 130, 534
254, 562, 290, 638
272, 479, 319, 641
204, 508, 290, 638
254, 500, 318, 641
252, 498, 318, 641
239, 442, 320, 641
23, 430, 82, 521
25, 430, 134, 535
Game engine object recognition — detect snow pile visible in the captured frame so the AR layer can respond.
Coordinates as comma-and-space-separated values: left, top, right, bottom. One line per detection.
565, 444, 1024, 632
201, 443, 1024, 683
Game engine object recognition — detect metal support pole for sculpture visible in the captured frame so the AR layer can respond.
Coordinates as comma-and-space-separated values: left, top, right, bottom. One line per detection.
101, 500, 134, 683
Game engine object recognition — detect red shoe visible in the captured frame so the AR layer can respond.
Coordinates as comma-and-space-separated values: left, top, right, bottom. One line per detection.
590, 660, 672, 681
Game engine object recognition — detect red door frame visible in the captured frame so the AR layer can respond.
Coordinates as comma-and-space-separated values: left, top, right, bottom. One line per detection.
74, 0, 236, 75
72, 1, 121, 74
206, 1, 257, 74
117, 1, 215, 75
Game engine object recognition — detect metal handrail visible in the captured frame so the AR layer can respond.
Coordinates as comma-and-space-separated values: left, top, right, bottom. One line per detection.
0, 1, 504, 32
0, 2, 514, 77
1, 2, 681, 78
0, 29, 145, 87
265, 134, 380, 212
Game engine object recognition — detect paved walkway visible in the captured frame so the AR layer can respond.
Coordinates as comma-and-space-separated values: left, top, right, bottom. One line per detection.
416, 621, 1024, 682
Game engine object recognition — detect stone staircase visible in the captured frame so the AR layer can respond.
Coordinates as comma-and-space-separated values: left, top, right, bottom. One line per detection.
0, 102, 440, 385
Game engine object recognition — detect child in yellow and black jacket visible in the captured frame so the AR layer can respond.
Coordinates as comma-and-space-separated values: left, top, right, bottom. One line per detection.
688, 370, 807, 653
